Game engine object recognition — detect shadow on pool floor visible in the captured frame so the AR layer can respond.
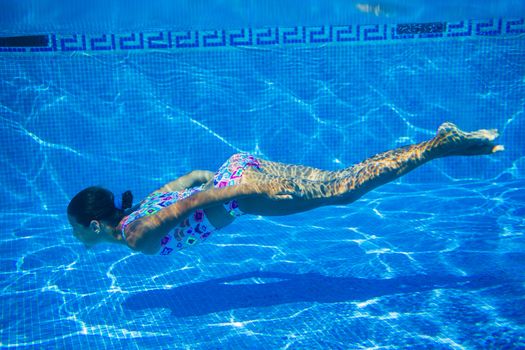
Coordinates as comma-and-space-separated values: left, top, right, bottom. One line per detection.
122, 271, 519, 318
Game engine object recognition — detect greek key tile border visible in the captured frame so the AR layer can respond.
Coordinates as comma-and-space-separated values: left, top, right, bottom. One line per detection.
1, 18, 523, 53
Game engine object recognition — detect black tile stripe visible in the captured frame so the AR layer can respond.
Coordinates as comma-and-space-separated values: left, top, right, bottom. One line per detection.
0, 35, 49, 47
397, 22, 446, 34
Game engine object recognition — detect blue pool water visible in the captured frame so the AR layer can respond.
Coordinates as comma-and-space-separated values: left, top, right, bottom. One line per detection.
1, 2, 525, 349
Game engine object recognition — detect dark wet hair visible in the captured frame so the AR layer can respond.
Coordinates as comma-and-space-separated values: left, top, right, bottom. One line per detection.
67, 186, 133, 227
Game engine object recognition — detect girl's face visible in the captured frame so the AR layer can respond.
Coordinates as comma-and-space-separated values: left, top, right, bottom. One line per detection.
68, 215, 119, 248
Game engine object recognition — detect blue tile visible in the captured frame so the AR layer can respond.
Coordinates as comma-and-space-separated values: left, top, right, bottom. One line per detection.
229, 28, 252, 46
147, 32, 169, 49
505, 18, 525, 34
334, 25, 359, 42
474, 19, 502, 36
446, 21, 472, 37
308, 26, 333, 43
255, 28, 279, 45
60, 34, 86, 51
202, 30, 226, 47
362, 24, 387, 41
119, 33, 144, 50
173, 30, 199, 48
282, 27, 306, 44
90, 34, 116, 51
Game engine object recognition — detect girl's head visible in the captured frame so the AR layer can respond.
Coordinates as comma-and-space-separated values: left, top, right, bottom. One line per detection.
67, 186, 133, 248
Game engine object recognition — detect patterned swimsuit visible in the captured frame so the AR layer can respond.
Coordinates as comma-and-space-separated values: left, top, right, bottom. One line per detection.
214, 153, 261, 216
120, 153, 261, 256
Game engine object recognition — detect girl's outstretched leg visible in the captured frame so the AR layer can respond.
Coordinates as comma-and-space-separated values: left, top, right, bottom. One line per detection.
329, 122, 503, 204
238, 122, 503, 216
257, 123, 503, 181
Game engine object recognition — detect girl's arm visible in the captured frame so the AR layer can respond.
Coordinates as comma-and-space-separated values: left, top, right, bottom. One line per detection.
155, 170, 214, 192
125, 179, 297, 254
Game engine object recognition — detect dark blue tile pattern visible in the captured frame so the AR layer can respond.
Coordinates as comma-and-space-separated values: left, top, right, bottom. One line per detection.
60, 34, 87, 51
147, 32, 170, 49
506, 18, 525, 34
282, 27, 306, 44
229, 28, 253, 46
362, 24, 388, 41
0, 18, 522, 53
202, 30, 226, 47
308, 26, 333, 43
334, 26, 360, 42
119, 33, 144, 50
173, 31, 199, 48
473, 19, 502, 36
91, 34, 116, 51
255, 28, 279, 45
446, 21, 472, 37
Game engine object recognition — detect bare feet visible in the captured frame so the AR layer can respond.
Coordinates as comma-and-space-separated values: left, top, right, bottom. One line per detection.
434, 122, 505, 156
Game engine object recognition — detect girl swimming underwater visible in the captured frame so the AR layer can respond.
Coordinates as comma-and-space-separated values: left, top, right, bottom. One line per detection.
67, 122, 504, 255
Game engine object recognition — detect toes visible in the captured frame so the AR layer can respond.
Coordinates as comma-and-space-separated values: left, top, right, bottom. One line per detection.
492, 145, 505, 153
482, 128, 499, 141
488, 129, 499, 140
471, 128, 499, 141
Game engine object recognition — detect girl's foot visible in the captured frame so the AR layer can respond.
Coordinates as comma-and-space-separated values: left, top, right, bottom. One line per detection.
434, 122, 504, 156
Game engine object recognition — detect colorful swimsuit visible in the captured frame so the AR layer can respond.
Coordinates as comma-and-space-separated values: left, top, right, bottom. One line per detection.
213, 153, 261, 216
120, 153, 262, 256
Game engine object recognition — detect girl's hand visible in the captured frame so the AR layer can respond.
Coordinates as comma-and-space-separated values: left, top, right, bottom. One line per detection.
122, 218, 146, 251
122, 216, 165, 254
